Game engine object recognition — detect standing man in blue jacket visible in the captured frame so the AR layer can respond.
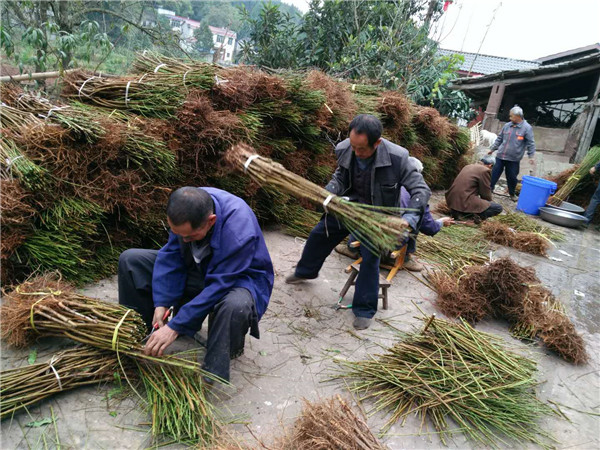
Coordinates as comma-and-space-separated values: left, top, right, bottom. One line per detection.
118, 187, 274, 382
488, 106, 536, 201
285, 114, 431, 330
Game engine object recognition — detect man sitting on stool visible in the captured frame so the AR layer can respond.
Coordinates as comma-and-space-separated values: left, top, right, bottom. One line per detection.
445, 155, 503, 223
285, 114, 431, 331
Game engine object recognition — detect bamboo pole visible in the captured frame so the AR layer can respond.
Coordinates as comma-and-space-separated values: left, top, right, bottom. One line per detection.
0, 69, 115, 82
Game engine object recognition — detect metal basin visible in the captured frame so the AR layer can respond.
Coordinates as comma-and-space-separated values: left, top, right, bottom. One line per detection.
545, 200, 585, 214
539, 207, 588, 228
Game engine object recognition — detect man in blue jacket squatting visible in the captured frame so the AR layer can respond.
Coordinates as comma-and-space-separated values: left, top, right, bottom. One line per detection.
285, 114, 431, 330
118, 187, 274, 382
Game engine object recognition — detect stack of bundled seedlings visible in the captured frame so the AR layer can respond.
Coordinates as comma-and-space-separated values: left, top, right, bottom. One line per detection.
0, 85, 175, 284
277, 395, 385, 450
377, 95, 472, 189
334, 315, 559, 448
1, 52, 473, 285
0, 274, 221, 445
305, 71, 358, 133
480, 221, 551, 256
0, 346, 121, 419
429, 257, 588, 364
548, 146, 600, 219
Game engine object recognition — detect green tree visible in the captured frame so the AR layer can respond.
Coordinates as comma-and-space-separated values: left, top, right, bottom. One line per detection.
238, 2, 301, 68
408, 54, 475, 120
239, 0, 473, 118
0, 1, 186, 75
193, 24, 214, 53
200, 3, 242, 30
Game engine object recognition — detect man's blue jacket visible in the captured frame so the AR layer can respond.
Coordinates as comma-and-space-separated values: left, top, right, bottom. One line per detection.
151, 187, 274, 337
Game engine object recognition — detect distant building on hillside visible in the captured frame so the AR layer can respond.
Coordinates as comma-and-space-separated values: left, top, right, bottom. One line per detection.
208, 26, 237, 63
149, 9, 237, 64
167, 15, 202, 41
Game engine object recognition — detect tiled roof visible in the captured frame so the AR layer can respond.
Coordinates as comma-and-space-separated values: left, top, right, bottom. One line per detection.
438, 49, 538, 75
168, 15, 202, 27
451, 53, 600, 87
208, 26, 237, 38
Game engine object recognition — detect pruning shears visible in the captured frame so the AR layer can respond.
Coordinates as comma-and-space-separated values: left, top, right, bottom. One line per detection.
142, 306, 174, 343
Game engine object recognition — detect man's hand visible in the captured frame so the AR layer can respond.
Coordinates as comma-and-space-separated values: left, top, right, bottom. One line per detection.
487, 150, 494, 155
152, 306, 168, 328
144, 324, 178, 357
590, 167, 597, 176
399, 217, 410, 228
440, 217, 454, 227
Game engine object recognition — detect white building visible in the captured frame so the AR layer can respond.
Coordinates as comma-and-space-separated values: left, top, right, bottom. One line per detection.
158, 12, 237, 64
208, 26, 237, 63
167, 15, 202, 41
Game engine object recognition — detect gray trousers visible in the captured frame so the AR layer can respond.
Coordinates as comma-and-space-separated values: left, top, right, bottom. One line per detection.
118, 249, 258, 382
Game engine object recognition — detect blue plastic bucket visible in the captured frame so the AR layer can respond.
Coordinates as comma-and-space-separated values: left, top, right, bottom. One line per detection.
516, 176, 557, 215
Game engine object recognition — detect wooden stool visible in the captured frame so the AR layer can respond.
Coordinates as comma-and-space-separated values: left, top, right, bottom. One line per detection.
344, 241, 407, 282
337, 262, 391, 310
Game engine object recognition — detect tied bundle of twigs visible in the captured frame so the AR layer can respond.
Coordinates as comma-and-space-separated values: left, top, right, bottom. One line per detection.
480, 221, 550, 256
0, 345, 121, 419
136, 361, 220, 445
0, 103, 40, 130
0, 275, 208, 371
490, 211, 564, 241
418, 225, 490, 272
14, 93, 105, 143
548, 146, 600, 205
429, 257, 588, 364
279, 395, 386, 450
62, 65, 216, 118
131, 51, 220, 82
334, 315, 558, 448
225, 143, 412, 254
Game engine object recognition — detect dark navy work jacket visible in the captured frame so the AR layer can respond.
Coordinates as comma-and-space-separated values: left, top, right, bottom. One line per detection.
152, 188, 274, 336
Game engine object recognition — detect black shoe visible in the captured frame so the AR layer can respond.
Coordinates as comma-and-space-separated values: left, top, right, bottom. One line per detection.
285, 273, 308, 284
353, 316, 372, 330
230, 347, 244, 359
334, 243, 360, 259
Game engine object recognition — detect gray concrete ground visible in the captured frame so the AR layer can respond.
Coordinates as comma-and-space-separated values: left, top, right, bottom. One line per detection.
2, 196, 599, 449
1, 153, 598, 449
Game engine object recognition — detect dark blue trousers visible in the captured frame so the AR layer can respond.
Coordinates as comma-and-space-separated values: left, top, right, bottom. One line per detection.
294, 214, 381, 318
584, 183, 600, 223
490, 158, 520, 195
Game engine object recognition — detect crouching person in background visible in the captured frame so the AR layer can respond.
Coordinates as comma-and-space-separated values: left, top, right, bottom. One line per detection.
445, 155, 503, 223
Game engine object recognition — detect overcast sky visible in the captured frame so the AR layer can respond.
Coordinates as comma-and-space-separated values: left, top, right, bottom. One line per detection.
282, 0, 600, 61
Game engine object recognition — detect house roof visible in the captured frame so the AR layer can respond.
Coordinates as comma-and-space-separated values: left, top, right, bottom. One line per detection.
209, 26, 237, 38
437, 49, 538, 76
450, 53, 600, 90
536, 43, 600, 65
168, 15, 201, 27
